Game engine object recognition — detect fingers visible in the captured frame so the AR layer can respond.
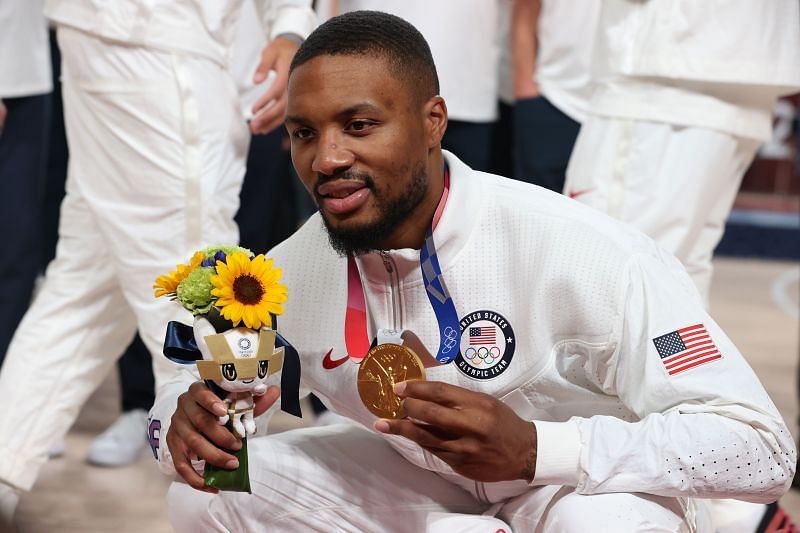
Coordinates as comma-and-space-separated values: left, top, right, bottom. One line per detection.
253, 385, 281, 417
395, 380, 473, 408
374, 418, 457, 452
253, 46, 277, 84
171, 406, 241, 469
170, 440, 218, 493
188, 381, 228, 418
249, 91, 288, 135
250, 37, 297, 135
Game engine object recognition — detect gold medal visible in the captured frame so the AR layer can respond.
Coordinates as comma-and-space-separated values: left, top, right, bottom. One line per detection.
357, 343, 425, 419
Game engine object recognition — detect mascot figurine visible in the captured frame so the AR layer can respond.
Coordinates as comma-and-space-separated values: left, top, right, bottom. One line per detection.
154, 245, 301, 492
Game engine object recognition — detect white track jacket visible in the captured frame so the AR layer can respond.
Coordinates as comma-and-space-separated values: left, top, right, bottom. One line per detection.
44, 0, 316, 68
151, 152, 795, 504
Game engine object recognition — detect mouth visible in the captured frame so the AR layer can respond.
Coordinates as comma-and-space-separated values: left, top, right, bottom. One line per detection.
242, 379, 254, 384
316, 180, 371, 216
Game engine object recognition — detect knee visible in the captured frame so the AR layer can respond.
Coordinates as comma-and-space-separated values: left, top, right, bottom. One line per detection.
543, 492, 689, 533
167, 481, 218, 533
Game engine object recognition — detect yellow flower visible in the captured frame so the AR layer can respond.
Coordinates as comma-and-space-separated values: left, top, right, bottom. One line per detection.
210, 252, 288, 329
153, 251, 204, 298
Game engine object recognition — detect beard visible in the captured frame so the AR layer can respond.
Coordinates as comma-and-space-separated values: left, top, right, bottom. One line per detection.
317, 163, 428, 256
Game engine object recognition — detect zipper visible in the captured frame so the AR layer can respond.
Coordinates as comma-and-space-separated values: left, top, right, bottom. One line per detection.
379, 251, 403, 332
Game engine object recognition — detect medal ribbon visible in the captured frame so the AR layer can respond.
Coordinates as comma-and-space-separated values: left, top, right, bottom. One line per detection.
344, 166, 460, 363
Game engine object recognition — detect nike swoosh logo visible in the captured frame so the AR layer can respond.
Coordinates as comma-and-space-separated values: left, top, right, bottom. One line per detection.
568, 188, 592, 199
322, 348, 349, 370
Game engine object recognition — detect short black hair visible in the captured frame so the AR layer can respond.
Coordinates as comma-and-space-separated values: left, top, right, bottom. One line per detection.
290, 10, 440, 102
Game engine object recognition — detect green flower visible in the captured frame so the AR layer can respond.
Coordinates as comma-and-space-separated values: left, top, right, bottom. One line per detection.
176, 266, 217, 315
200, 245, 253, 265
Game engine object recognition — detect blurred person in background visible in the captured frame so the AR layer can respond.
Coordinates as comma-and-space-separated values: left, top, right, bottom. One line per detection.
564, 1, 800, 530
565, 0, 800, 308
0, 0, 51, 367
0, 0, 315, 527
509, 0, 600, 193
0, 0, 52, 520
319, 0, 501, 172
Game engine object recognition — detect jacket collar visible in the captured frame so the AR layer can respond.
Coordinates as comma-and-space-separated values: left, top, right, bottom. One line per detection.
357, 150, 483, 286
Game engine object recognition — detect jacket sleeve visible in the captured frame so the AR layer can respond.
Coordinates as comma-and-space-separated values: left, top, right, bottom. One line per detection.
148, 364, 201, 476
545, 250, 796, 502
255, 0, 317, 41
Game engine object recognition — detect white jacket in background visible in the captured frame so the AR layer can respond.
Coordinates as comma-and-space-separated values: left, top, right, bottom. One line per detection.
44, 0, 316, 69
589, 0, 800, 141
332, 0, 500, 123
151, 152, 795, 504
0, 0, 52, 98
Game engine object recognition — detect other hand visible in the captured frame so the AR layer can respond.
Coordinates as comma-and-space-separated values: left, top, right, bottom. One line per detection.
166, 381, 280, 492
249, 36, 301, 135
514, 78, 540, 101
374, 381, 537, 483
0, 100, 6, 137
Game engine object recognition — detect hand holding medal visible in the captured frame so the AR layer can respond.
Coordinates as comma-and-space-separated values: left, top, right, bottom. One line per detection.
357, 343, 426, 419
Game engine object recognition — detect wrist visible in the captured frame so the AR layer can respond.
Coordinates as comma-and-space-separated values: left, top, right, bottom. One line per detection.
520, 421, 537, 482
514, 79, 540, 100
274, 32, 304, 46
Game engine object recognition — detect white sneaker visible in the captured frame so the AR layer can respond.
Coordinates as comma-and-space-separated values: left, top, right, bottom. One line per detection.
0, 483, 19, 531
48, 439, 66, 459
86, 409, 149, 467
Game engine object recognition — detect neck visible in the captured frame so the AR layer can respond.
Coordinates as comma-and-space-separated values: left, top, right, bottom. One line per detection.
379, 150, 445, 251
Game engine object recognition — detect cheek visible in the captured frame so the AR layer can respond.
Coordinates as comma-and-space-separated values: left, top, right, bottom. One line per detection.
290, 151, 315, 194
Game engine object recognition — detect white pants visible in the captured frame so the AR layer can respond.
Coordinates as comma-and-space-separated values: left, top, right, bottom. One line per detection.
168, 424, 709, 532
0, 27, 248, 491
564, 117, 760, 305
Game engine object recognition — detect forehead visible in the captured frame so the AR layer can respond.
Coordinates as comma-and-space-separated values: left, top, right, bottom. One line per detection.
287, 54, 412, 118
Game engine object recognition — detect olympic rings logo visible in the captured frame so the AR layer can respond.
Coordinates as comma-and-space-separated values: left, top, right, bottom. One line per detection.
441, 326, 458, 354
464, 345, 501, 367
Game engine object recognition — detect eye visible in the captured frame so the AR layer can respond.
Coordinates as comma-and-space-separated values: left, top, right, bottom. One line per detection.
292, 127, 313, 140
258, 360, 268, 379
221, 363, 237, 381
345, 120, 376, 134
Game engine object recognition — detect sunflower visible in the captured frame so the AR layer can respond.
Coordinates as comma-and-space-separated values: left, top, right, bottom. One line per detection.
210, 252, 288, 329
153, 251, 204, 298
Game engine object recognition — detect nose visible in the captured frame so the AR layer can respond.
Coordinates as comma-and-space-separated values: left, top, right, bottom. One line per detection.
312, 131, 355, 176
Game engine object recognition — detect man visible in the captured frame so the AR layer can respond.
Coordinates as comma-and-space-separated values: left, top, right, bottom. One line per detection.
0, 0, 315, 526
509, 0, 600, 192
155, 12, 794, 531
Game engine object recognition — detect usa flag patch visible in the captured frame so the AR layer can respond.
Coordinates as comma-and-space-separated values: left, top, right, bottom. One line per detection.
653, 324, 722, 376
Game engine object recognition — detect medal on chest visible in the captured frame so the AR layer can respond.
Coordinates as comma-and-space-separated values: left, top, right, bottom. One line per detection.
357, 343, 426, 419
346, 166, 457, 417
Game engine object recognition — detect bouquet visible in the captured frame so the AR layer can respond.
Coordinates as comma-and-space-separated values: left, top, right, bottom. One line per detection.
154, 245, 301, 492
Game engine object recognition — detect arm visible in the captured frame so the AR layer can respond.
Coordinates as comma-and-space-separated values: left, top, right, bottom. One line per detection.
511, 0, 541, 100
377, 250, 795, 502
561, 251, 795, 502
0, 100, 6, 137
249, 0, 316, 134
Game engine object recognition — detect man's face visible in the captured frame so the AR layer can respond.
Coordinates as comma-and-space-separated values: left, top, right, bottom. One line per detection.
285, 54, 440, 255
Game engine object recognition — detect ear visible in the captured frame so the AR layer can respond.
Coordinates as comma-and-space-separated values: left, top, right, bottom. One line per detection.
423, 95, 448, 149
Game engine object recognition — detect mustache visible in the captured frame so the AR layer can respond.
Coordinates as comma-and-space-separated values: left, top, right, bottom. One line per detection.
313, 170, 375, 197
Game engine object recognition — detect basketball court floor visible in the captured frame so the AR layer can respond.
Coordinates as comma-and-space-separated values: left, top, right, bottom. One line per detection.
13, 257, 800, 532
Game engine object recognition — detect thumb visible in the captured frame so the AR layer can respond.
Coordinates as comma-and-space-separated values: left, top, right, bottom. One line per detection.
254, 45, 278, 84
253, 385, 281, 416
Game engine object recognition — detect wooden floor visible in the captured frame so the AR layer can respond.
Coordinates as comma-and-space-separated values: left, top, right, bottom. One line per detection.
14, 257, 800, 532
